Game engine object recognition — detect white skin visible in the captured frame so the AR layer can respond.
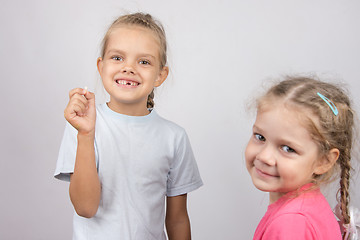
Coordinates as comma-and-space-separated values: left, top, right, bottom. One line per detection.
245, 102, 339, 204
64, 25, 191, 239
97, 25, 169, 116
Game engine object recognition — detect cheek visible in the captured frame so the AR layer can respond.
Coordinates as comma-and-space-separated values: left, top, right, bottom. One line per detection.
99, 67, 108, 80
275, 162, 287, 177
147, 69, 161, 80
245, 142, 255, 168
102, 63, 118, 75
277, 161, 303, 182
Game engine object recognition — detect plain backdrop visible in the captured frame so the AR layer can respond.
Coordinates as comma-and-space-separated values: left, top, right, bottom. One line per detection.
1, 0, 360, 239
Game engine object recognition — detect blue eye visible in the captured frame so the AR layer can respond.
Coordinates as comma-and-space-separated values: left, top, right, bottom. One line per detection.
254, 133, 265, 142
139, 60, 150, 65
112, 56, 123, 61
281, 145, 296, 153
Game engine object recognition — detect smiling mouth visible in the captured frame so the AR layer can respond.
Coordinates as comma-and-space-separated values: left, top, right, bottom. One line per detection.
256, 168, 279, 178
116, 79, 140, 86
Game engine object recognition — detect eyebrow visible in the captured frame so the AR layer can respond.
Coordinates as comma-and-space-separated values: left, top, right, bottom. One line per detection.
105, 49, 156, 60
252, 125, 263, 132
279, 138, 301, 149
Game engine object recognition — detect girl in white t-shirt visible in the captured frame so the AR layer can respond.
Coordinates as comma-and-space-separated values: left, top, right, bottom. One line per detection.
55, 12, 202, 240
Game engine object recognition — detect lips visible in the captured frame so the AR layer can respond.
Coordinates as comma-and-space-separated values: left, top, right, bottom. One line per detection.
254, 161, 279, 177
115, 79, 140, 86
255, 167, 278, 177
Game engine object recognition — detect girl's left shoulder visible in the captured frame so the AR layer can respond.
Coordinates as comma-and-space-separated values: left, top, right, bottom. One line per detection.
278, 186, 327, 214
152, 110, 187, 135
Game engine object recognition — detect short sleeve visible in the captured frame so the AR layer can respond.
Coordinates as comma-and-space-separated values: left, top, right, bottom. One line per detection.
263, 214, 317, 240
54, 122, 98, 182
54, 122, 78, 181
166, 130, 203, 197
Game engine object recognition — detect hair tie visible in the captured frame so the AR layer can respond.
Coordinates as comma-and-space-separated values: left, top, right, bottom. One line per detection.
333, 203, 360, 239
317, 92, 339, 116
139, 18, 150, 26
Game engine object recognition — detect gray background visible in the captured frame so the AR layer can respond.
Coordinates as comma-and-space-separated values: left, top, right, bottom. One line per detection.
1, 0, 359, 239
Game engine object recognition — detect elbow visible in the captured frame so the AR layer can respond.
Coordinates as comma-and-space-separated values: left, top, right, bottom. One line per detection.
74, 205, 98, 218
69, 180, 101, 218
69, 187, 100, 218
70, 195, 99, 218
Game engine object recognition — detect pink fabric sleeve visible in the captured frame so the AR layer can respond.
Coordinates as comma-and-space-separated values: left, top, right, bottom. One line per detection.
262, 214, 316, 240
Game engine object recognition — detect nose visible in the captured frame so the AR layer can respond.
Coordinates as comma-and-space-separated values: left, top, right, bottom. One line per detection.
121, 63, 135, 74
256, 145, 276, 166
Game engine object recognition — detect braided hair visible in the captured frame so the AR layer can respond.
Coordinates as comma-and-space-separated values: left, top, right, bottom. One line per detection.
257, 76, 355, 239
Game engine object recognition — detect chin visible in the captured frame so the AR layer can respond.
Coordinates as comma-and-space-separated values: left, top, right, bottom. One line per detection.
255, 186, 271, 193
251, 180, 271, 193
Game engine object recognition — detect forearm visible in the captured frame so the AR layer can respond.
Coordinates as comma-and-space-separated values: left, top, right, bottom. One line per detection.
69, 133, 101, 218
166, 213, 191, 240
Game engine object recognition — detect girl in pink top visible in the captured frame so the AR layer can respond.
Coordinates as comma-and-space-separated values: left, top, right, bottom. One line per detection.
245, 76, 359, 240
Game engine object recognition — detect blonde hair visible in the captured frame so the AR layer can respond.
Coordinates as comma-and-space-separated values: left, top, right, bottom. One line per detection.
257, 76, 356, 238
100, 12, 167, 108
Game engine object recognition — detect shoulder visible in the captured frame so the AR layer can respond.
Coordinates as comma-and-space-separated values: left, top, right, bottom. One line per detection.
264, 213, 316, 239
263, 190, 340, 239
95, 103, 108, 117
277, 189, 327, 214
152, 110, 187, 136
269, 213, 310, 228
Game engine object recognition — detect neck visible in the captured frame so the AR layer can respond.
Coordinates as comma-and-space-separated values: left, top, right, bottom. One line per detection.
107, 101, 150, 116
269, 192, 286, 204
269, 183, 317, 204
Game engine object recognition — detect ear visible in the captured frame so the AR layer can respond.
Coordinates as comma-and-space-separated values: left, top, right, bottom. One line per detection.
314, 148, 340, 175
97, 57, 103, 76
154, 66, 169, 87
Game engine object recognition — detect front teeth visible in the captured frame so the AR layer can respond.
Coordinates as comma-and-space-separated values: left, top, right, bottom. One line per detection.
117, 80, 138, 86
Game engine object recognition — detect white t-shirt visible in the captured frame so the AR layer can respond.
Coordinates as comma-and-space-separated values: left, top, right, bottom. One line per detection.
54, 103, 203, 240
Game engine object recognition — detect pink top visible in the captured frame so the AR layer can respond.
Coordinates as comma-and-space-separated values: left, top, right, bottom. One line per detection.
253, 184, 342, 240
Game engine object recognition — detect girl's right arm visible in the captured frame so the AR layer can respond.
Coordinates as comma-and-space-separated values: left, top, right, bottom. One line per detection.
64, 88, 100, 218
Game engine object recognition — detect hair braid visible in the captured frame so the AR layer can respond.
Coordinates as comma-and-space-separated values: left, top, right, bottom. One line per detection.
340, 154, 351, 220
147, 90, 155, 109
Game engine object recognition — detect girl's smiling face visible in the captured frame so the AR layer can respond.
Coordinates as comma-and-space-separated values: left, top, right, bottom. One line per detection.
245, 104, 326, 203
97, 26, 168, 115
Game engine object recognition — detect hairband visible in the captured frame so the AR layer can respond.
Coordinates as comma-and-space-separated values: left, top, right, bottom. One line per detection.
333, 201, 360, 240
317, 92, 338, 116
